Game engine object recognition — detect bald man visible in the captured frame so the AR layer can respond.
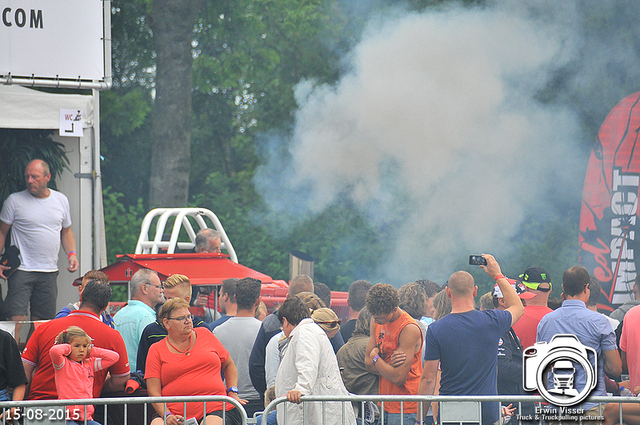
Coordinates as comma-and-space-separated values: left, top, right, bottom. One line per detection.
418, 255, 524, 425
0, 159, 78, 341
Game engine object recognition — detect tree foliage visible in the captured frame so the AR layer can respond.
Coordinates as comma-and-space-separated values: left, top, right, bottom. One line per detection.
103, 0, 368, 287
102, 187, 146, 264
191, 169, 380, 290
110, 1, 155, 90
102, 0, 610, 295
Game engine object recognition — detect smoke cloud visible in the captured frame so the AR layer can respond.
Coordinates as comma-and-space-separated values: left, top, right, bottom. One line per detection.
254, 0, 638, 284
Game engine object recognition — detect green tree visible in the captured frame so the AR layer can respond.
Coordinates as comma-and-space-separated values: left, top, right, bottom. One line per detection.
102, 0, 155, 206
149, 0, 204, 207
102, 187, 146, 263
189, 0, 346, 192
107, 0, 600, 293
101, 0, 445, 286
193, 172, 380, 289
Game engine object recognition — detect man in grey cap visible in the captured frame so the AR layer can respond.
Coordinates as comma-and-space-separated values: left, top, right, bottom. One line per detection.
511, 266, 553, 350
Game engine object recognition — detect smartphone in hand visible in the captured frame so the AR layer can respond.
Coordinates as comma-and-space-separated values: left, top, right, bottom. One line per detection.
469, 255, 487, 266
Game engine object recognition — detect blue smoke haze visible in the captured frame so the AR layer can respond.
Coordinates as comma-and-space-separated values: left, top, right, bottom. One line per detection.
254, 0, 640, 285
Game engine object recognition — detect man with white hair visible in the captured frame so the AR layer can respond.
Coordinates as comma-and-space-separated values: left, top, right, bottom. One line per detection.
192, 228, 223, 308
114, 268, 164, 372
195, 228, 222, 253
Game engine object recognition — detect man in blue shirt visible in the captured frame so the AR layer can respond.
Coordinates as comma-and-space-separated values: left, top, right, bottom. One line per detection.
55, 270, 115, 328
537, 266, 621, 418
114, 268, 164, 372
419, 254, 524, 425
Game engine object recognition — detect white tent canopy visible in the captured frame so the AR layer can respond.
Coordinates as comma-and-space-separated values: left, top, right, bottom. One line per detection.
0, 85, 94, 129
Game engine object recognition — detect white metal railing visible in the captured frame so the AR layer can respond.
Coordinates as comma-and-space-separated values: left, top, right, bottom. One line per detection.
0, 395, 248, 425
260, 394, 640, 425
134, 207, 238, 262
3, 394, 638, 425
0, 320, 49, 338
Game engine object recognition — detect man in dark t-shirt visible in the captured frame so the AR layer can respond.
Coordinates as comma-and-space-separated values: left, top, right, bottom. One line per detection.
0, 327, 27, 414
419, 255, 524, 425
340, 279, 372, 342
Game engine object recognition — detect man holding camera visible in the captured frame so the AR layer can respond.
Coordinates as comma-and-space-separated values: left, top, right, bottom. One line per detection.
537, 266, 621, 420
418, 254, 524, 425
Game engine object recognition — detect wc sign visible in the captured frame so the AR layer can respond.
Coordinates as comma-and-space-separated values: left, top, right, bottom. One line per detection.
59, 109, 83, 137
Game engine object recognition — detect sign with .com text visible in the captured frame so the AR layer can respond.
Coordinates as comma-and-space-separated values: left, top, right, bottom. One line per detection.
0, 0, 104, 81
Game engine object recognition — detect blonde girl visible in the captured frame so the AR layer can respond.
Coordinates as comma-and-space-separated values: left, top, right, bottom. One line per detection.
50, 326, 119, 425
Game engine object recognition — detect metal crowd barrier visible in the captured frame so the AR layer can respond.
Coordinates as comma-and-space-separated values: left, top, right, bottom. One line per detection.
3, 394, 639, 425
0, 395, 248, 425
261, 394, 640, 425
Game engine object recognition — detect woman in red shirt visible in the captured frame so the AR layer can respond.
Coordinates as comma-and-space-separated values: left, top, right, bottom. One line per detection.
145, 298, 246, 425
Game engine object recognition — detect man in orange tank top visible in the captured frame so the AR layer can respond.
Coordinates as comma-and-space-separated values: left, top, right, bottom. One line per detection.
365, 283, 423, 425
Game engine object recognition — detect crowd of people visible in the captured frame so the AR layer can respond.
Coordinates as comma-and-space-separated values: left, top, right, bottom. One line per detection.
4, 259, 636, 425
1, 159, 640, 425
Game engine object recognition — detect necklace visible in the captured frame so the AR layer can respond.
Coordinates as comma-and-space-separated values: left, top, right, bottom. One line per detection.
166, 333, 193, 356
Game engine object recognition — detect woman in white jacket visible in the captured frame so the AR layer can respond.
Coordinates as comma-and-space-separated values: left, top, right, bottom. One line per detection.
275, 297, 356, 425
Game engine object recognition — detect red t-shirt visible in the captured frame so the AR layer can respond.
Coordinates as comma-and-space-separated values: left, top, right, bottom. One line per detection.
621, 305, 640, 391
374, 311, 423, 413
145, 327, 233, 420
22, 310, 130, 400
512, 305, 552, 350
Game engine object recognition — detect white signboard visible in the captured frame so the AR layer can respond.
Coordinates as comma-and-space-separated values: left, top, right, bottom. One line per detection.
59, 108, 83, 137
0, 0, 104, 81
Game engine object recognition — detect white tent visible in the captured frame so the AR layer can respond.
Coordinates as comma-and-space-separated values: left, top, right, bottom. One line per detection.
0, 84, 106, 317
0, 85, 95, 128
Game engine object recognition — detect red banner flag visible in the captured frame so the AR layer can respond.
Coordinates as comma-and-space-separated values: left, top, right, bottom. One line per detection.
579, 92, 640, 311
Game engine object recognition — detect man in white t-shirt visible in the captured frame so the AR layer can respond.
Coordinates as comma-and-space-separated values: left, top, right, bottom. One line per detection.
0, 159, 78, 339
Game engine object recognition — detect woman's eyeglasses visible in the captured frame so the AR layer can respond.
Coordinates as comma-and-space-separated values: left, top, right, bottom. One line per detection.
167, 314, 195, 323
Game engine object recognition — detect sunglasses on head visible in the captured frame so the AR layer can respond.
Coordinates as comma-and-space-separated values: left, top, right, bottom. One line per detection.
315, 320, 341, 327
